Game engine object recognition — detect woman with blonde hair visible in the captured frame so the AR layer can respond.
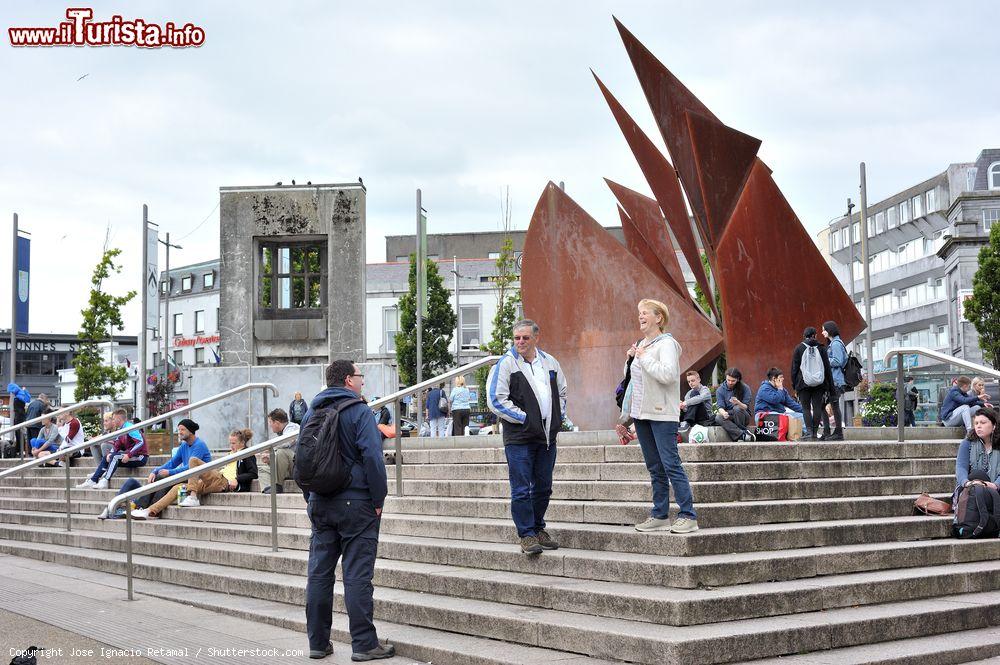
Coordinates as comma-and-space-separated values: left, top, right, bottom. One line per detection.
450, 375, 472, 436
616, 298, 698, 534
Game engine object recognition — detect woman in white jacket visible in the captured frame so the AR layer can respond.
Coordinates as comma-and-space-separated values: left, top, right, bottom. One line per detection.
616, 299, 699, 534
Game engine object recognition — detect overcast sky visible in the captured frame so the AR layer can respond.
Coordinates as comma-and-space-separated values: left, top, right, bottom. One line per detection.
2, 1, 998, 336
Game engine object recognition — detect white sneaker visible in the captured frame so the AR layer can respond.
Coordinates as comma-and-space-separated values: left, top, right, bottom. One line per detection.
634, 517, 672, 532
95, 478, 109, 490
670, 517, 700, 534
130, 508, 150, 520
75, 479, 96, 489
179, 494, 200, 507
97, 508, 109, 520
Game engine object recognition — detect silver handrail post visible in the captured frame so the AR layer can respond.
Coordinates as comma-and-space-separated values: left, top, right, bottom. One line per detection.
65, 459, 72, 532
126, 502, 134, 600
394, 398, 403, 497
269, 449, 278, 552
896, 353, 905, 443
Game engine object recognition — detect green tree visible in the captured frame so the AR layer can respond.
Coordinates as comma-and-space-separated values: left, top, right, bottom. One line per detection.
73, 249, 136, 402
965, 223, 1000, 369
692, 253, 725, 378
395, 255, 457, 385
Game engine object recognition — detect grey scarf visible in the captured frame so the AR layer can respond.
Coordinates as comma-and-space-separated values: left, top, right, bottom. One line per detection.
970, 438, 1000, 483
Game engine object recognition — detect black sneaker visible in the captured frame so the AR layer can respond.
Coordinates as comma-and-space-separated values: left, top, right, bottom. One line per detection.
520, 536, 543, 555
352, 643, 395, 661
825, 430, 844, 441
309, 642, 333, 659
536, 529, 559, 550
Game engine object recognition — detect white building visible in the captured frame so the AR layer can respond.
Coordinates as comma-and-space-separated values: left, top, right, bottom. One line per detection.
147, 259, 222, 372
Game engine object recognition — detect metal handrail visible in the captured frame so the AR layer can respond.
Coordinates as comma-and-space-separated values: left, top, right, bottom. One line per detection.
0, 382, 278, 536
882, 346, 997, 442
0, 399, 115, 460
104, 356, 501, 601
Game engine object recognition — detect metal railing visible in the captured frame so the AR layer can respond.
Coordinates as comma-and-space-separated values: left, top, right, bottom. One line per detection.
0, 399, 115, 460
883, 347, 1000, 442
104, 355, 501, 600
0, 383, 278, 534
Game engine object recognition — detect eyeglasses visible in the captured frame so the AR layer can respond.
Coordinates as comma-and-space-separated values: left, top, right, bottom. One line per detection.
513, 336, 532, 341
350, 373, 365, 378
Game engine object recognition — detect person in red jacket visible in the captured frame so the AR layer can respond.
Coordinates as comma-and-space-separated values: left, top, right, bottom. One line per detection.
75, 409, 148, 490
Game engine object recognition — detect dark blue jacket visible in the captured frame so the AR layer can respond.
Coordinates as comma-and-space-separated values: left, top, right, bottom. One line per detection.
753, 380, 803, 415
716, 382, 753, 412
427, 388, 445, 419
300, 387, 388, 509
940, 386, 983, 423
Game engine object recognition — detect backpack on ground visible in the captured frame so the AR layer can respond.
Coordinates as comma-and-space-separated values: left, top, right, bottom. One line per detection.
952, 482, 1000, 538
843, 351, 863, 389
294, 397, 363, 496
799, 344, 825, 387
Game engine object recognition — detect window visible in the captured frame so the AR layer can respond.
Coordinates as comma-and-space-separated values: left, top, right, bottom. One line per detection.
160, 279, 169, 295
151, 326, 159, 340
925, 189, 936, 212
887, 206, 898, 228
181, 275, 193, 291
259, 242, 326, 318
911, 194, 923, 219
152, 352, 160, 368
900, 200, 911, 224
203, 272, 215, 288
830, 232, 838, 252
842, 227, 850, 248
382, 307, 399, 353
195, 347, 205, 365
875, 211, 885, 234
172, 313, 183, 337
173, 349, 184, 368
985, 209, 1000, 232
990, 162, 1000, 190
852, 222, 860, 243
395, 256, 408, 263
460, 305, 482, 349
194, 310, 205, 333
867, 216, 874, 238
487, 252, 500, 260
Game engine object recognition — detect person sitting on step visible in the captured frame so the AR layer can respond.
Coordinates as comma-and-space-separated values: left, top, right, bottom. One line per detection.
180, 428, 259, 506
29, 412, 62, 464
753, 368, 804, 428
259, 408, 300, 495
953, 407, 1000, 506
941, 376, 984, 436
679, 370, 715, 432
77, 409, 148, 490
127, 419, 211, 520
714, 367, 755, 442
55, 412, 85, 463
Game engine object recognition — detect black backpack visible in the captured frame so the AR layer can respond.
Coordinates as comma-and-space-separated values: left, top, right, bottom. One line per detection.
952, 482, 1000, 538
293, 397, 363, 496
843, 351, 863, 389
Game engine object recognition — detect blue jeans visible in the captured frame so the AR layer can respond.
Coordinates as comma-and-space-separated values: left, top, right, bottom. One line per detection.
306, 496, 381, 654
504, 441, 558, 538
944, 404, 980, 430
90, 453, 147, 482
634, 419, 696, 520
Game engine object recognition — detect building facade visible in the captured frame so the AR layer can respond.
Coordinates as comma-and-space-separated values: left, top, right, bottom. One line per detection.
218, 182, 367, 366
824, 149, 1000, 419
147, 258, 222, 373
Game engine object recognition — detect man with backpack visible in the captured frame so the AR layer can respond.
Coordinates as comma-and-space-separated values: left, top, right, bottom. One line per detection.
791, 327, 834, 440
298, 360, 394, 661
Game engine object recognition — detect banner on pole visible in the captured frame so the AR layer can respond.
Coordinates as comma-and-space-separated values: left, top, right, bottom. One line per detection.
16, 235, 30, 334
145, 228, 159, 329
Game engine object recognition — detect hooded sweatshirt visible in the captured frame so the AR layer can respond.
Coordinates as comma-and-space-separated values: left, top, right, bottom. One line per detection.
754, 380, 803, 416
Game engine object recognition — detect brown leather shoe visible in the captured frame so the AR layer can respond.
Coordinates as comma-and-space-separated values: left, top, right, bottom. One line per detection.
536, 529, 559, 550
520, 536, 543, 554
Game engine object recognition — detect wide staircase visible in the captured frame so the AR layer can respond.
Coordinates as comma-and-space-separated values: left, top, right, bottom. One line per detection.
2, 430, 1000, 664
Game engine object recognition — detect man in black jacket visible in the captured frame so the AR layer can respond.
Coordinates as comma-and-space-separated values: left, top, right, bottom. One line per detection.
790, 327, 835, 440
302, 360, 394, 662
486, 320, 568, 555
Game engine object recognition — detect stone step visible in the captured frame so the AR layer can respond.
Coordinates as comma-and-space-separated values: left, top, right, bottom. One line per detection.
2, 521, 998, 627
394, 459, 955, 482
0, 486, 954, 528
1, 538, 997, 665
395, 441, 961, 465
390, 475, 956, 503
378, 513, 953, 557
3, 508, 991, 590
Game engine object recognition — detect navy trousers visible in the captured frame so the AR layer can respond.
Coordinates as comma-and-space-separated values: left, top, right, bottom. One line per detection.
504, 440, 558, 538
306, 496, 381, 654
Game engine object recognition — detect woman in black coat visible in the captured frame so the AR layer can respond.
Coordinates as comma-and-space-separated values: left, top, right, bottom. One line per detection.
790, 326, 835, 440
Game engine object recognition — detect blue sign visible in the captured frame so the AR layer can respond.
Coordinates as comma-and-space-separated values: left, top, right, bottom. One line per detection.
16, 235, 29, 334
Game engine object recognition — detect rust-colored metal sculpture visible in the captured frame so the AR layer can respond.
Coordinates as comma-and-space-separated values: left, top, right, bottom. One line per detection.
521, 19, 864, 427
521, 183, 724, 432
607, 179, 692, 304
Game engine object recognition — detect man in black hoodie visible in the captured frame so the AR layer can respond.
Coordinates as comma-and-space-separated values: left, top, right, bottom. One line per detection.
790, 327, 835, 440
301, 360, 394, 661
